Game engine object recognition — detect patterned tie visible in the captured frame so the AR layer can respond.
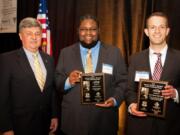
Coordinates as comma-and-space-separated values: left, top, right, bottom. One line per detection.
152, 53, 163, 81
33, 53, 45, 91
85, 49, 93, 73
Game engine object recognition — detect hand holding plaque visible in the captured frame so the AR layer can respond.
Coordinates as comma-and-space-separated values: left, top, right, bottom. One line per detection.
137, 79, 168, 118
80, 73, 105, 104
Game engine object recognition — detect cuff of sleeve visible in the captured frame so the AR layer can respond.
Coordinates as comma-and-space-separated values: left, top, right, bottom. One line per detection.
64, 78, 74, 90
173, 89, 179, 103
112, 97, 118, 107
128, 103, 134, 114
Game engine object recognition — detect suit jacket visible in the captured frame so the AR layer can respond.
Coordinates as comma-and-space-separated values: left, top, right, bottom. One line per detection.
125, 48, 180, 135
55, 42, 127, 135
0, 48, 58, 135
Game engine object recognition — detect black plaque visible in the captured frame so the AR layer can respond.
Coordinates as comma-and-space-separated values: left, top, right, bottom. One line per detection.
137, 79, 168, 118
80, 73, 105, 104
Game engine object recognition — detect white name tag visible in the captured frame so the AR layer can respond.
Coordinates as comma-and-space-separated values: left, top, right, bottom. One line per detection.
135, 71, 149, 82
102, 63, 113, 75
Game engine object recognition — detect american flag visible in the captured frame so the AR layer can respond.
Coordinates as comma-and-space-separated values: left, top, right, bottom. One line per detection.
37, 0, 53, 55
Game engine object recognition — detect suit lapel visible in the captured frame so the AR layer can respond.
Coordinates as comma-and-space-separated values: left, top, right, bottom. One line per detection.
73, 44, 84, 72
160, 48, 173, 80
146, 49, 152, 79
95, 43, 107, 73
39, 52, 49, 90
139, 49, 152, 79
17, 48, 36, 80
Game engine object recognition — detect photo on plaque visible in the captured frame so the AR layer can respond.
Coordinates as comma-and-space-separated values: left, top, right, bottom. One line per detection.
80, 73, 105, 104
137, 79, 168, 118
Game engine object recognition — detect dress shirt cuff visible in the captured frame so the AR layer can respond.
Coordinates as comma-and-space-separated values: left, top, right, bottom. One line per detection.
173, 89, 179, 103
64, 78, 74, 90
128, 103, 134, 114
112, 97, 118, 107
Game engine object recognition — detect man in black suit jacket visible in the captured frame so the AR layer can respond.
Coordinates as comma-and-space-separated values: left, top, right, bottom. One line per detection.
0, 17, 58, 135
55, 15, 127, 135
125, 12, 180, 135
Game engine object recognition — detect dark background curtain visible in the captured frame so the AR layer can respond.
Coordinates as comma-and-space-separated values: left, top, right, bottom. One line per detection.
1, 0, 180, 134
1, 0, 180, 61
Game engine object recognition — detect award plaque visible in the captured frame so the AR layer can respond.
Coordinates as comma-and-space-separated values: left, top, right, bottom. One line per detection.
137, 79, 168, 118
80, 73, 105, 104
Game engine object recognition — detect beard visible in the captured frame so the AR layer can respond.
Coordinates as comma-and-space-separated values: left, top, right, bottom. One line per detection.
79, 40, 99, 49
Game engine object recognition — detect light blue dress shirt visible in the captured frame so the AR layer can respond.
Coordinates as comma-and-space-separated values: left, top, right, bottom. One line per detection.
64, 41, 100, 90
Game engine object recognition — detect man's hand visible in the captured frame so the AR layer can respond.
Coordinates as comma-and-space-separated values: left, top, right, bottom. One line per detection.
69, 70, 82, 85
162, 85, 176, 99
129, 103, 147, 117
49, 118, 58, 133
2, 130, 14, 135
96, 97, 115, 107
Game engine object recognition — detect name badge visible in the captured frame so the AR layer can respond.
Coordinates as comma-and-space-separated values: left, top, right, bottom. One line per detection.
135, 71, 149, 82
102, 64, 113, 75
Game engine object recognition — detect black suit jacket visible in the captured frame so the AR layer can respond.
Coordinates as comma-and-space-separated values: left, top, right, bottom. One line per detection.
125, 48, 180, 135
55, 42, 127, 135
0, 48, 58, 135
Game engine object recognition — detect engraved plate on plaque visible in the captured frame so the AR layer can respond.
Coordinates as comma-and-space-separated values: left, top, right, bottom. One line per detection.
80, 73, 105, 104
137, 79, 168, 118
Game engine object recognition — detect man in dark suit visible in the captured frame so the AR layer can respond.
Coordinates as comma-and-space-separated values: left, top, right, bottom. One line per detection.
55, 14, 127, 135
0, 17, 58, 135
125, 12, 180, 135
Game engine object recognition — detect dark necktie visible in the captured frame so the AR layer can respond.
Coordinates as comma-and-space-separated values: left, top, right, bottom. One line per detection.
152, 53, 163, 81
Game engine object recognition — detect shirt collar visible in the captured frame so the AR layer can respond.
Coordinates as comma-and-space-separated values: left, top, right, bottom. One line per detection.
23, 47, 40, 59
80, 41, 101, 53
149, 44, 168, 57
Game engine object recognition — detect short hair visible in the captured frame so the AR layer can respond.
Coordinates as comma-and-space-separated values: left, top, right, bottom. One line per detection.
78, 14, 99, 28
146, 12, 169, 27
19, 17, 42, 32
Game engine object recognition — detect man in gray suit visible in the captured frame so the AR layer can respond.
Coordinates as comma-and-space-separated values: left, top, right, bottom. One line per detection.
55, 14, 127, 135
0, 17, 58, 135
125, 12, 180, 135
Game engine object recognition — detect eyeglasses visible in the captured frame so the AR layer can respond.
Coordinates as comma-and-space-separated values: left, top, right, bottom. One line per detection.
79, 28, 98, 32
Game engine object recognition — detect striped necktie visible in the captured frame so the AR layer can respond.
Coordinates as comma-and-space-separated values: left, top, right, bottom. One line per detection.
152, 53, 163, 81
85, 49, 93, 73
33, 53, 45, 91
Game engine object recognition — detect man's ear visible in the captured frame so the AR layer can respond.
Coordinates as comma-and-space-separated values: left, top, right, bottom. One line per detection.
19, 33, 22, 41
144, 28, 149, 37
166, 27, 170, 36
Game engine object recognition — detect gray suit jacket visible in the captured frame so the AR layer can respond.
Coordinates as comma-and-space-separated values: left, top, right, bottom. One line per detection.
55, 42, 127, 135
125, 48, 180, 135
